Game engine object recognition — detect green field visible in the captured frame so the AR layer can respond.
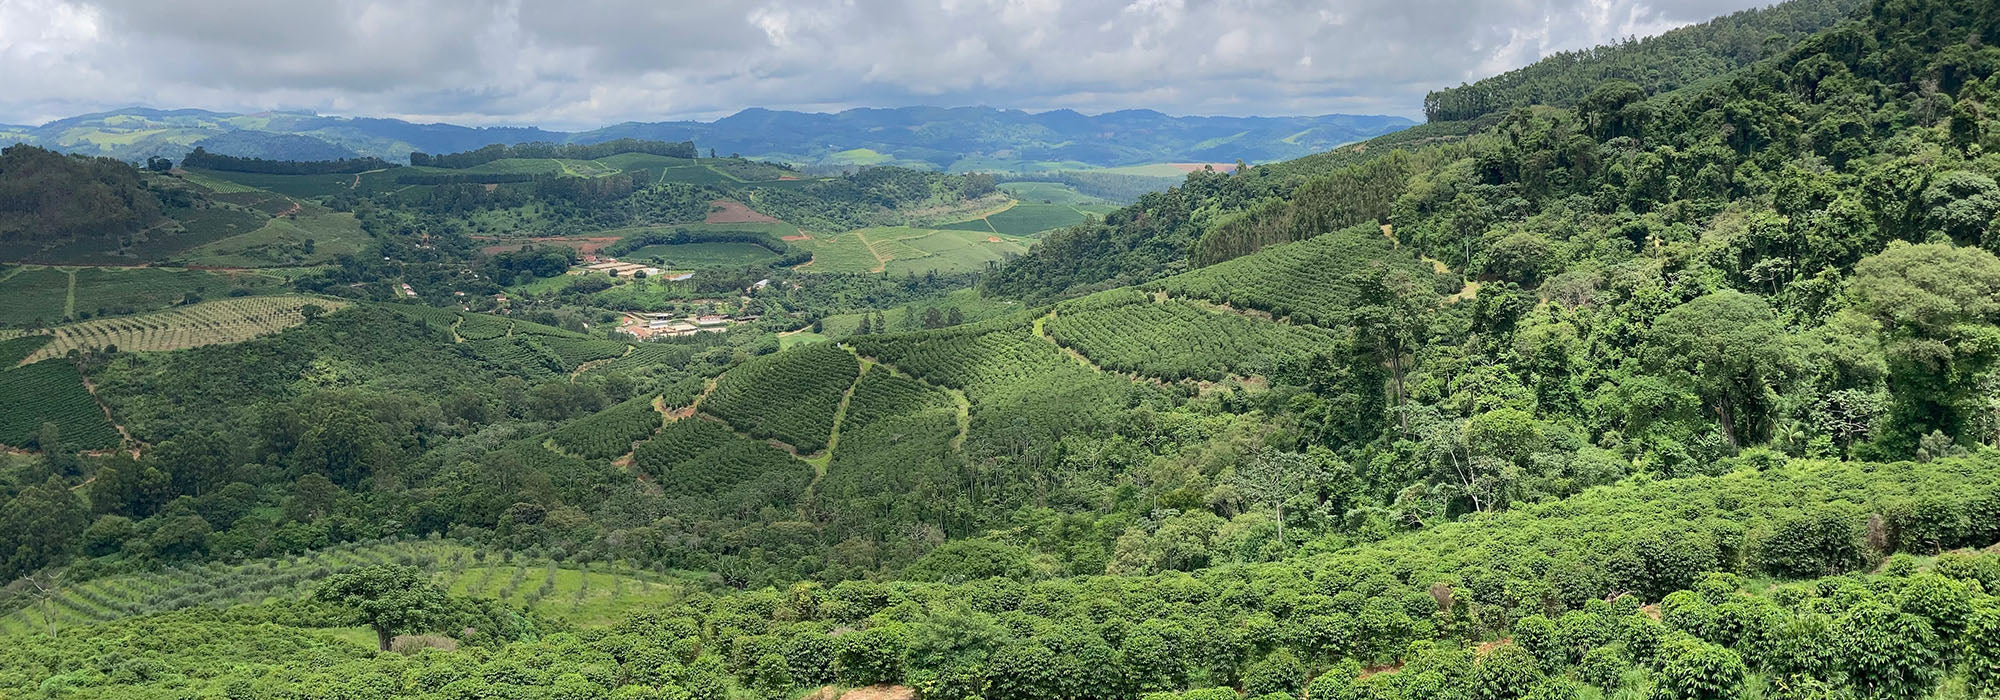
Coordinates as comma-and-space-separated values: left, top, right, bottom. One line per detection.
997, 180, 1118, 208
175, 210, 373, 267
1092, 162, 1210, 177
797, 227, 1032, 275
818, 287, 1025, 338
0, 267, 71, 326
185, 168, 408, 199
0, 539, 691, 636
0, 266, 291, 327
624, 241, 782, 267
984, 202, 1094, 235
0, 359, 121, 450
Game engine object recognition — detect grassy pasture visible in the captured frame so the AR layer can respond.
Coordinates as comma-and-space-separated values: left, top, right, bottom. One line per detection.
998, 181, 1116, 207
187, 168, 408, 199
175, 211, 373, 267
796, 227, 1031, 275
0, 267, 72, 326
70, 267, 289, 317
1, 266, 290, 328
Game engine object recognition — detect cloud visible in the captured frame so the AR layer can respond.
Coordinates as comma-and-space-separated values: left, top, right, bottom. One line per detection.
0, 0, 1778, 129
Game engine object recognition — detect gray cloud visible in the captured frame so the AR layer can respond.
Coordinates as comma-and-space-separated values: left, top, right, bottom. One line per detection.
0, 0, 1776, 129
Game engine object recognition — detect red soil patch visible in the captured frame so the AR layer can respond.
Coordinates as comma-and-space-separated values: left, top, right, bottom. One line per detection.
778, 175, 801, 181
473, 236, 621, 256
985, 235, 1002, 243
1475, 637, 1514, 657
1361, 662, 1405, 678
838, 686, 914, 700
782, 233, 812, 242
706, 199, 781, 224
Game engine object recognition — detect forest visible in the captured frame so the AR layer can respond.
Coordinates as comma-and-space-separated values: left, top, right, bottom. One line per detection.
2, 0, 2000, 697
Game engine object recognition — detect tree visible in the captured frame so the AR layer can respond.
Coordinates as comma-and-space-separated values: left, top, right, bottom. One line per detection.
923, 307, 946, 329
1232, 449, 1329, 545
0, 476, 89, 580
946, 307, 965, 326
313, 564, 453, 651
34, 422, 76, 477
1644, 290, 1793, 449
300, 303, 326, 322
1349, 264, 1437, 434
145, 156, 172, 172
1850, 242, 2000, 447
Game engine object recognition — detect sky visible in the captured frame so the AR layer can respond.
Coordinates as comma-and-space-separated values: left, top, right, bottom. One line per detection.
0, 0, 1780, 130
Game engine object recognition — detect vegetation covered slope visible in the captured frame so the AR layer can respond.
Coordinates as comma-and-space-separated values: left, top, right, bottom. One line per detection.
6, 0, 2000, 698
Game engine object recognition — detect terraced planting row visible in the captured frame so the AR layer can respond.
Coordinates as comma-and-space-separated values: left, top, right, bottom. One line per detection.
1047, 288, 1341, 382
0, 359, 121, 449
547, 393, 666, 459
701, 342, 859, 452
0, 538, 687, 636
851, 314, 1141, 456
630, 419, 814, 517
1147, 226, 1436, 329
22, 295, 348, 364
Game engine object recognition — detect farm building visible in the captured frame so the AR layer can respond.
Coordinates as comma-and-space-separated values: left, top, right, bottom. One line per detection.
576, 260, 661, 277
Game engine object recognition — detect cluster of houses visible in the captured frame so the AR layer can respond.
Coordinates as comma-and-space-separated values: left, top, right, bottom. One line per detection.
574, 260, 664, 277
624, 312, 761, 338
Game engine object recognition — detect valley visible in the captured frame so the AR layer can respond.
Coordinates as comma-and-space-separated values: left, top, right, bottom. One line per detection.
4, 0, 2000, 698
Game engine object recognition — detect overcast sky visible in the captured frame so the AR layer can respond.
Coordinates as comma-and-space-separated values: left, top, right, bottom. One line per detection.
0, 0, 1779, 129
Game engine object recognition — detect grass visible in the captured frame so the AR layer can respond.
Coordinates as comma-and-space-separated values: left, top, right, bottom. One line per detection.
984, 203, 1092, 235
997, 181, 1115, 207
796, 232, 882, 273
780, 331, 831, 349
797, 228, 1031, 275
175, 211, 372, 267
828, 148, 892, 165
0, 267, 72, 326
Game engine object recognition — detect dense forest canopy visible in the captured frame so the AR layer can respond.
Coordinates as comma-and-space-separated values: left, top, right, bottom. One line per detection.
4, 0, 2000, 698
179, 146, 398, 175
409, 139, 699, 168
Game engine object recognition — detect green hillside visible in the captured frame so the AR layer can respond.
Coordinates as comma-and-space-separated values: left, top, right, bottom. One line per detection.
4, 0, 2000, 698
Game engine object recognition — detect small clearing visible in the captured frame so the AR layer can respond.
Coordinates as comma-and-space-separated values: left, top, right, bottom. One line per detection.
705, 199, 781, 224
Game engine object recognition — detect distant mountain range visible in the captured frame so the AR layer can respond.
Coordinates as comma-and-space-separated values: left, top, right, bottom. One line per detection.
0, 106, 1414, 171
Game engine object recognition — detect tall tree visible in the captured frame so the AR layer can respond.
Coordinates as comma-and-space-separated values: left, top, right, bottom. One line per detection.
1643, 290, 1794, 449
314, 564, 453, 651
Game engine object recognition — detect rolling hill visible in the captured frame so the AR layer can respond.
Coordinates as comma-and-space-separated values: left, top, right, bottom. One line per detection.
2, 106, 1413, 172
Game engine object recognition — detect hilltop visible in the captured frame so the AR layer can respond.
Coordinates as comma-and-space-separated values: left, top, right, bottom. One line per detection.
0, 106, 1413, 172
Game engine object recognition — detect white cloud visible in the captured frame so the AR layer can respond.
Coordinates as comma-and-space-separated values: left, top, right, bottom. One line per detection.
0, 0, 1781, 129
